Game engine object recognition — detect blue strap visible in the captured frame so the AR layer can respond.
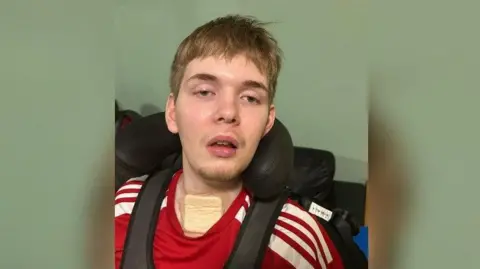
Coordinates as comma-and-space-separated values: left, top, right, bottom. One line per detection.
353, 226, 369, 258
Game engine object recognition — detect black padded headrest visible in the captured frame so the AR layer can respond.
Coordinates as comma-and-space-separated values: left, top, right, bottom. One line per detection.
242, 118, 294, 200
115, 101, 120, 122
291, 147, 335, 205
115, 112, 294, 200
115, 113, 181, 179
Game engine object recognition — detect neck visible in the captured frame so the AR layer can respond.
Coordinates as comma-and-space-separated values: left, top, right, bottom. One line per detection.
179, 169, 242, 206
176, 161, 243, 209
173, 166, 241, 237
173, 160, 243, 237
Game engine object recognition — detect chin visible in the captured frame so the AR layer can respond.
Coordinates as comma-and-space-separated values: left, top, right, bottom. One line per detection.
199, 167, 239, 182
196, 162, 244, 183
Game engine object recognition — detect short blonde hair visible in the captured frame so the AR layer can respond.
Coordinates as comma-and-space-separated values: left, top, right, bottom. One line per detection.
169, 15, 283, 103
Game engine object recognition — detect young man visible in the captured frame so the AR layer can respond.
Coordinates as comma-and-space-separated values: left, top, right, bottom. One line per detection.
115, 15, 343, 269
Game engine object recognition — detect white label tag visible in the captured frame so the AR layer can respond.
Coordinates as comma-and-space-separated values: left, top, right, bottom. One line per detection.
308, 202, 333, 222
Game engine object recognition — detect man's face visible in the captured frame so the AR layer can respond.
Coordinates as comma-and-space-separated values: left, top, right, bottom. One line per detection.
165, 55, 275, 182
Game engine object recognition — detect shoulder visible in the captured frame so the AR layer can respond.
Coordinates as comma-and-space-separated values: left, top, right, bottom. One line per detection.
114, 175, 148, 217
267, 199, 339, 269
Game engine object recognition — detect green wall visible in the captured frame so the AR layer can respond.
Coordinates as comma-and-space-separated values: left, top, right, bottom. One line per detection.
0, 1, 113, 268
116, 0, 368, 183
370, 1, 479, 268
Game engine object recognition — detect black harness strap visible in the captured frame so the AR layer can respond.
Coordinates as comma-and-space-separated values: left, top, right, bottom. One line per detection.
121, 170, 291, 269
331, 211, 368, 269
120, 169, 173, 269
223, 189, 290, 269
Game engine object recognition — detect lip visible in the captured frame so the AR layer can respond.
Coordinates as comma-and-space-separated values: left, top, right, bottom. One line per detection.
207, 135, 239, 148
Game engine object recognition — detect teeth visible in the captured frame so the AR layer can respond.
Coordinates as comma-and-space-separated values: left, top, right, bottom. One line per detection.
214, 141, 234, 147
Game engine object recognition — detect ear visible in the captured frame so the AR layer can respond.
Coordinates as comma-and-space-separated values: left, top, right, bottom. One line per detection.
263, 104, 276, 137
165, 93, 179, 134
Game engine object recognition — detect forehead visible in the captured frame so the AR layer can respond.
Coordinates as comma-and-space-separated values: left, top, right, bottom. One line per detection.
182, 55, 267, 85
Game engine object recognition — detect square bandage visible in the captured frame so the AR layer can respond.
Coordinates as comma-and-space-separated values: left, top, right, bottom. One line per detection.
182, 194, 223, 234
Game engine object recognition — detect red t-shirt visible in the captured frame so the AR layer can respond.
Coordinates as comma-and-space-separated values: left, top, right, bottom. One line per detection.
115, 171, 344, 269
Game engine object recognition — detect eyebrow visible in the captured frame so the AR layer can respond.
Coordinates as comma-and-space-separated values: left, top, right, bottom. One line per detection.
242, 80, 268, 92
186, 73, 268, 92
187, 73, 218, 83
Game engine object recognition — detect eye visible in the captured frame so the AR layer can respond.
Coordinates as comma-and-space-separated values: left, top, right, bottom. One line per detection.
195, 89, 214, 97
242, 95, 260, 104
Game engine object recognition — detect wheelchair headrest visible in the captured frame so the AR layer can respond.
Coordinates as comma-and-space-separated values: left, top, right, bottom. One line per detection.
292, 147, 335, 203
115, 112, 294, 200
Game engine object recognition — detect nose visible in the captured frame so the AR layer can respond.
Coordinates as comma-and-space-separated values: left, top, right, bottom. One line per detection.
214, 93, 240, 125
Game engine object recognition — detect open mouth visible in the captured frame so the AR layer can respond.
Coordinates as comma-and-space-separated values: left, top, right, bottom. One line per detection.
207, 136, 239, 157
209, 140, 238, 149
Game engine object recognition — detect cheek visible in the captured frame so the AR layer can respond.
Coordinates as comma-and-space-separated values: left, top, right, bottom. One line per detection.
256, 112, 270, 133
243, 113, 270, 145
175, 104, 214, 145
184, 99, 208, 117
